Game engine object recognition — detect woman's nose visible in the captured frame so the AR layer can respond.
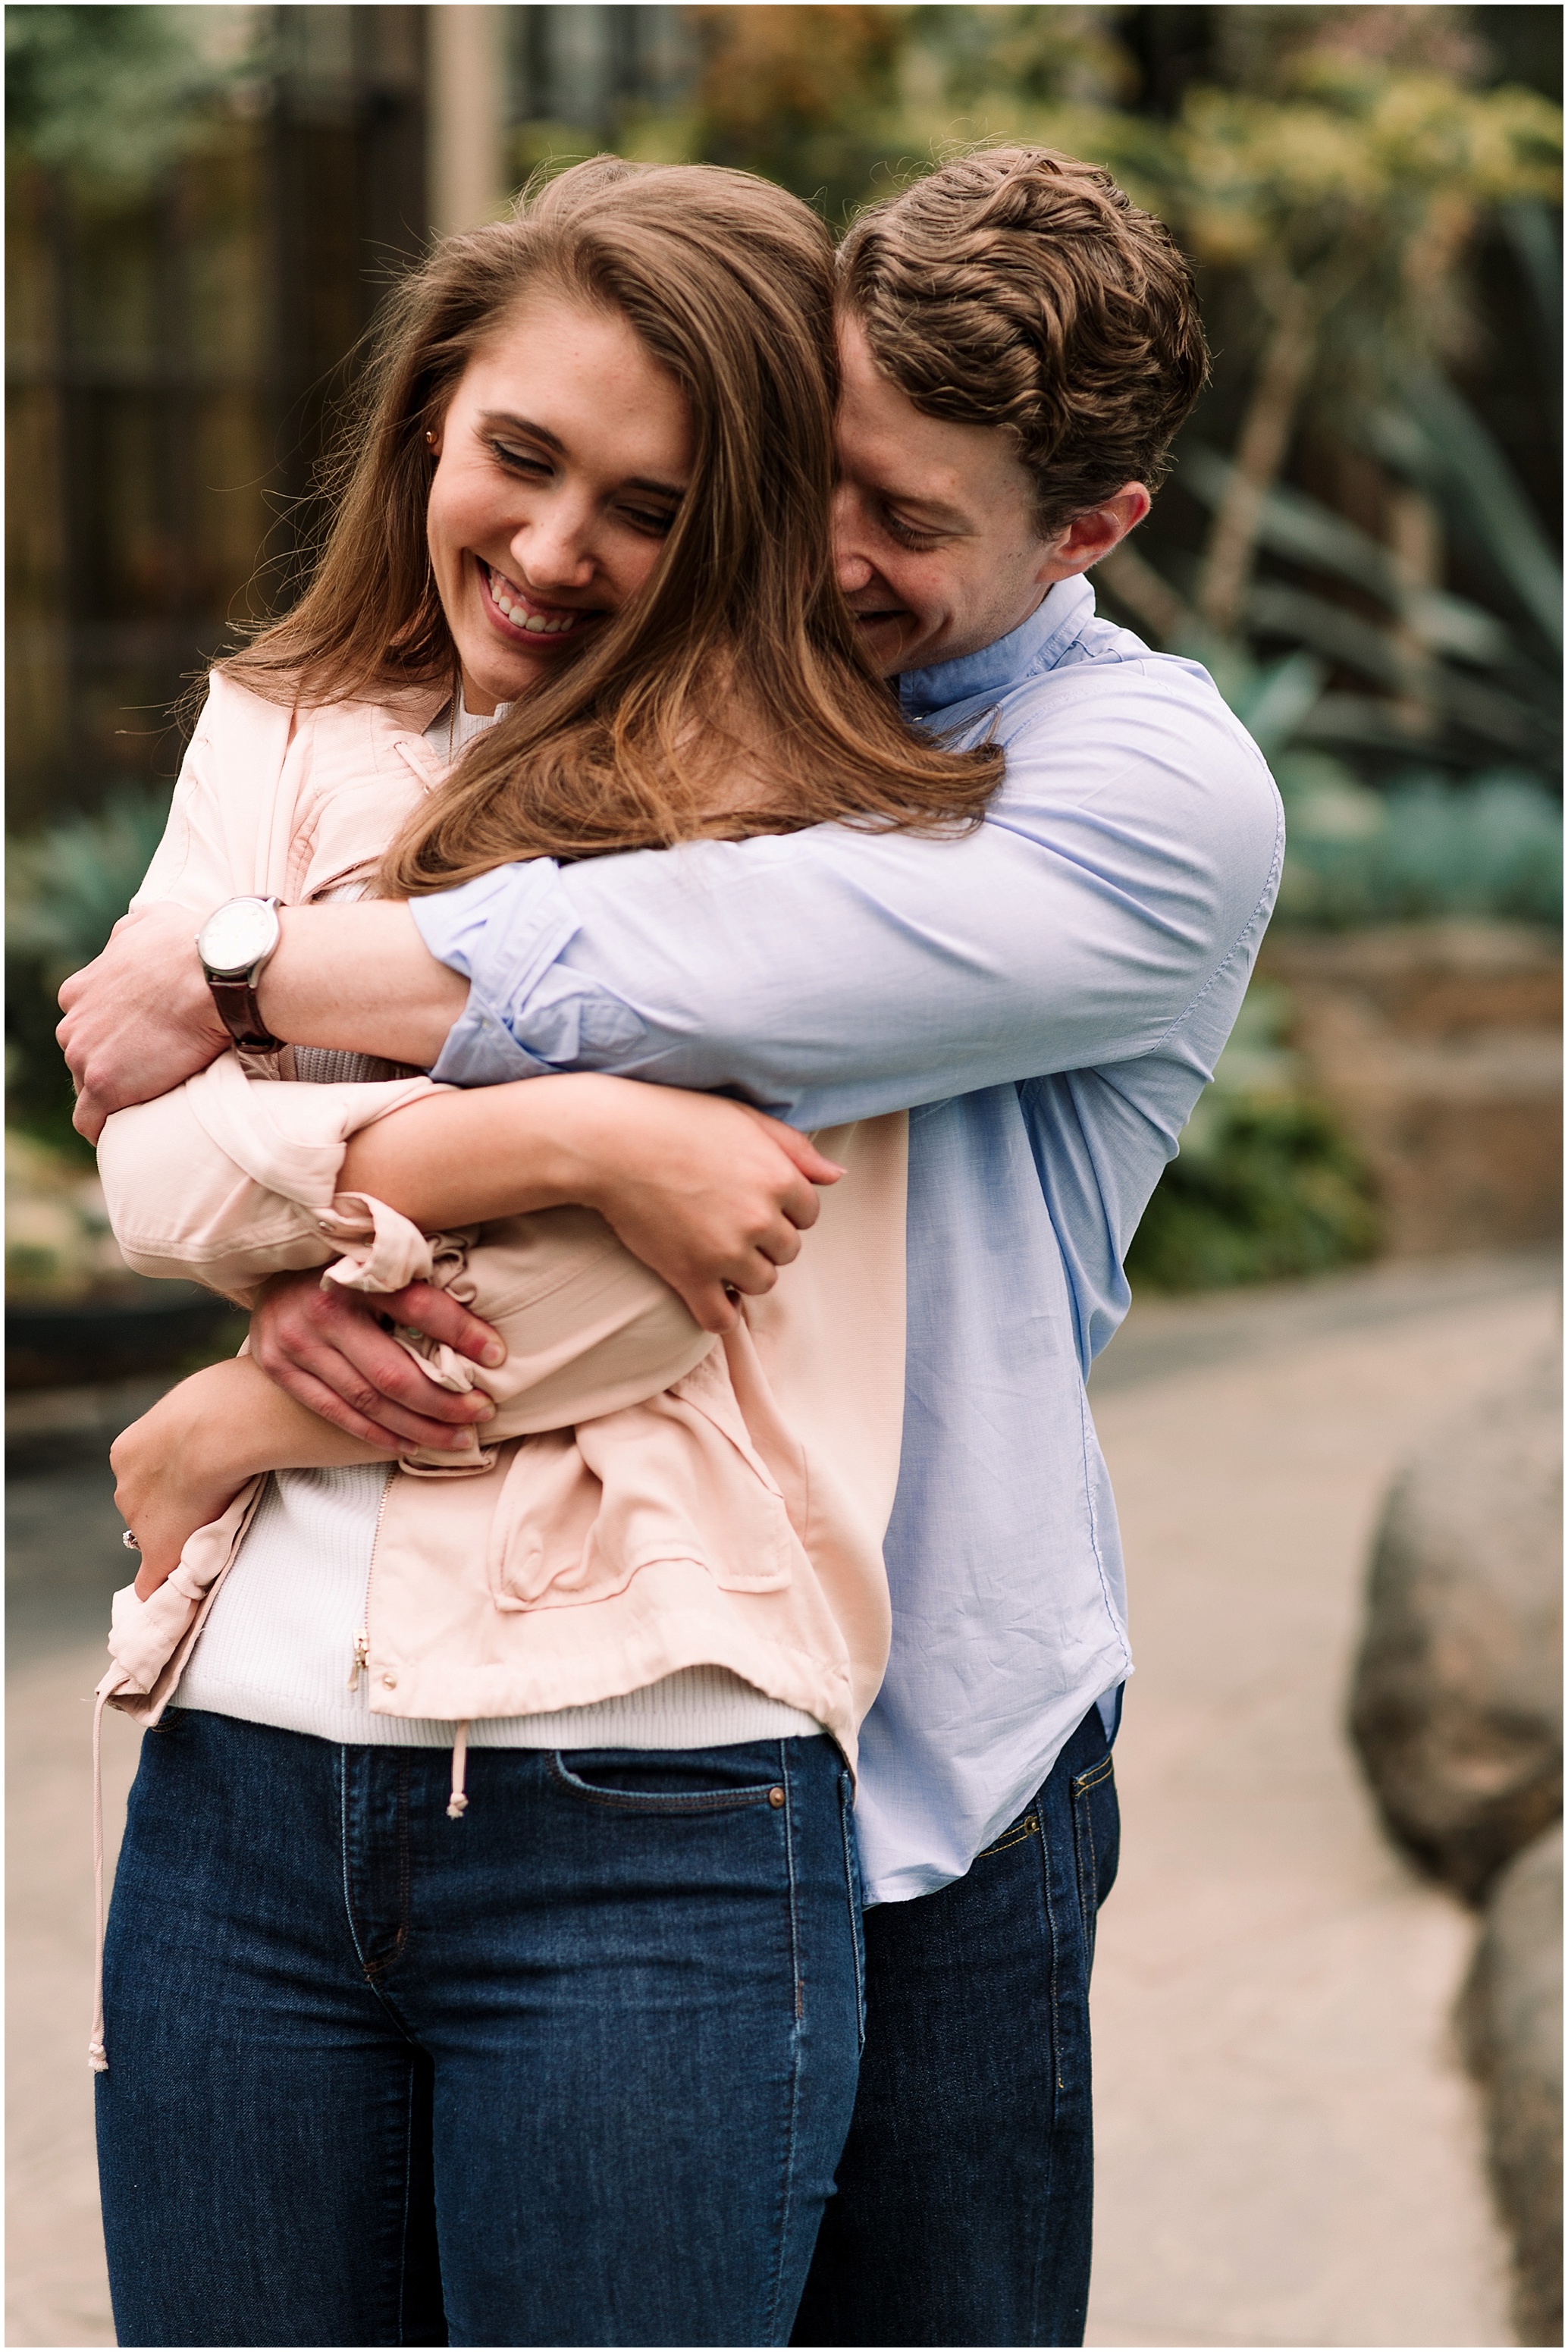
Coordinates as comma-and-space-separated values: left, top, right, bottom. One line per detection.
510, 513, 595, 593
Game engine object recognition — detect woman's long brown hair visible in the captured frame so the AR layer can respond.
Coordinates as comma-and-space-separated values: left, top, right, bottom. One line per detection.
223, 158, 1005, 891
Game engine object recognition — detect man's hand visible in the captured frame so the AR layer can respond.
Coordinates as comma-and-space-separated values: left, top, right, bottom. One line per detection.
58, 904, 229, 1140
249, 1271, 507, 1454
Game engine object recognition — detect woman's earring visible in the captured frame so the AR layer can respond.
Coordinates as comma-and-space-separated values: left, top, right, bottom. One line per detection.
425, 431, 437, 451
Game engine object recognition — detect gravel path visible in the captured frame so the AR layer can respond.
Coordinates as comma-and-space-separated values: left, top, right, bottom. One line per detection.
7, 1254, 1554, 2347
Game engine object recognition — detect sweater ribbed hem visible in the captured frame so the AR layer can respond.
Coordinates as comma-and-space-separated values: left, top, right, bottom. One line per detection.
171, 1661, 823, 1748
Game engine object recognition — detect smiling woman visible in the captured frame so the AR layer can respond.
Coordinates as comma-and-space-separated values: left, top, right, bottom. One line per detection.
427, 296, 692, 704
219, 157, 1002, 889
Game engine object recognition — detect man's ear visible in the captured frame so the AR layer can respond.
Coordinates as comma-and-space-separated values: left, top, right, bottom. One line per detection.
1039, 484, 1152, 584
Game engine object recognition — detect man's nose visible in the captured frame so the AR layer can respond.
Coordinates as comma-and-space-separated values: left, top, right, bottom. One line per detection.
835, 546, 876, 595
831, 482, 877, 596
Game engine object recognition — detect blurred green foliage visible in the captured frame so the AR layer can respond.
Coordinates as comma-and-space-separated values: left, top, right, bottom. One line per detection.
4, 4, 254, 197
1125, 981, 1381, 1291
1282, 773, 1563, 927
6, 784, 171, 1158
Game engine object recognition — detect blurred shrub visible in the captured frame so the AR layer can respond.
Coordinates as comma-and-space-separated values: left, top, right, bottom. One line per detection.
1128, 1096, 1381, 1289
6, 782, 169, 1154
1127, 980, 1381, 1290
5, 1127, 131, 1300
1282, 772, 1563, 926
5, 4, 251, 197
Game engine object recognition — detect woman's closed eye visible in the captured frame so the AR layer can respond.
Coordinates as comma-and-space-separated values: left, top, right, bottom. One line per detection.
488, 434, 554, 481
617, 500, 679, 539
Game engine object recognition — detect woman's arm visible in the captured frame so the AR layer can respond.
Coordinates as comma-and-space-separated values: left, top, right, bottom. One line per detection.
247, 1076, 842, 1452
338, 1072, 839, 1328
111, 1356, 400, 1599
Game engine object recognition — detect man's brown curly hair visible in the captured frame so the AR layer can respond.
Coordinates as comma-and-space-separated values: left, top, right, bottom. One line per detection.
838, 146, 1209, 536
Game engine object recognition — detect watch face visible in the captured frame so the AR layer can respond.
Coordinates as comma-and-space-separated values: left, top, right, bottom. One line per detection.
198, 896, 279, 977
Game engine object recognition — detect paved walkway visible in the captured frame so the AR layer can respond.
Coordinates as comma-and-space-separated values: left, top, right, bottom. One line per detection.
6, 1254, 1554, 2346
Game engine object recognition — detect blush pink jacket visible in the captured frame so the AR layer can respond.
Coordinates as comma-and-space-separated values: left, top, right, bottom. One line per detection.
92, 674, 908, 1771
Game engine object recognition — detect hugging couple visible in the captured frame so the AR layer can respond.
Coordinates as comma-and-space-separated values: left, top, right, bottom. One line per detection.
61, 146, 1282, 2350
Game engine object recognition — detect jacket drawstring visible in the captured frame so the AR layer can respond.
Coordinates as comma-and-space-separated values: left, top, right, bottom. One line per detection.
447, 1721, 470, 1819
89, 1686, 111, 2072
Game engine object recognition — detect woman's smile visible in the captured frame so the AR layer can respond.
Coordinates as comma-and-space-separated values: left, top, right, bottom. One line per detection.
478, 557, 599, 645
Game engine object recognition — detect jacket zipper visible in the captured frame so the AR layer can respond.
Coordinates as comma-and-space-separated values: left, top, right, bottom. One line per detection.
350, 1472, 393, 1692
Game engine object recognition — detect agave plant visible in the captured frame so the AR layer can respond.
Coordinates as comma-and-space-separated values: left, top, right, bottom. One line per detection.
7, 782, 172, 989
6, 782, 172, 1152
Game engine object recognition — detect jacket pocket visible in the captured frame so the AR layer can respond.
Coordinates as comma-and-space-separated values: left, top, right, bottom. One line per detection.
484, 1350, 799, 1613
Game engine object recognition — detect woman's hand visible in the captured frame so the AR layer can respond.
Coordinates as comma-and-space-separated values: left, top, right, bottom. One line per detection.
111, 1356, 396, 1598
557, 1086, 845, 1333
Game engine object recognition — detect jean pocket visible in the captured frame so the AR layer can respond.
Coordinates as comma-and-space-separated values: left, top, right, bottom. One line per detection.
547, 1742, 789, 1814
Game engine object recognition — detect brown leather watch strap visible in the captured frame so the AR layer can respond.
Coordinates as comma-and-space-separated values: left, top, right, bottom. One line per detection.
207, 974, 283, 1053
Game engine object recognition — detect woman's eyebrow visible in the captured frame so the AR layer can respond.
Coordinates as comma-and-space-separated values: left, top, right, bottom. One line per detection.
478, 410, 684, 501
478, 408, 564, 450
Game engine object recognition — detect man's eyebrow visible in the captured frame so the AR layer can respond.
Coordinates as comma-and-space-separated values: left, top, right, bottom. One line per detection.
478, 411, 685, 502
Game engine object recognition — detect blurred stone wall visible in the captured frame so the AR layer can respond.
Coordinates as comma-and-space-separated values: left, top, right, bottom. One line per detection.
1263, 924, 1562, 1256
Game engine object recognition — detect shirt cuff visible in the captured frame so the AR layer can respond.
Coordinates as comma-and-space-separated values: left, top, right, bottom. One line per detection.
409, 862, 582, 1087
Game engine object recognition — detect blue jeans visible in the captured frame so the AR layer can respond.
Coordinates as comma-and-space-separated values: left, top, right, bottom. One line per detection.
96, 1712, 864, 2347
792, 1701, 1120, 2347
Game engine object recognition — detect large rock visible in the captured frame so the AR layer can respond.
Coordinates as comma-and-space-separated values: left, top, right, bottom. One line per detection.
1349, 1346, 1562, 1899
1262, 924, 1561, 1256
1460, 1824, 1563, 2347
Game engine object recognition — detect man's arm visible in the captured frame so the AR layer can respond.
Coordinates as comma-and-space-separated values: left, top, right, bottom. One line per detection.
408, 673, 1284, 1121
63, 670, 1281, 1128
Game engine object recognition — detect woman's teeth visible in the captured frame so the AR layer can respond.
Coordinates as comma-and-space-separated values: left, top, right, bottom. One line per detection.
485, 564, 580, 635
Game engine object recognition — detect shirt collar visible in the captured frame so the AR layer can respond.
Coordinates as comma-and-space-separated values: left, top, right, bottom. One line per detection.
896, 575, 1095, 720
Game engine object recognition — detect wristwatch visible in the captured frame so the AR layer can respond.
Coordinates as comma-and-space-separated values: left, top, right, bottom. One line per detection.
196, 895, 284, 1052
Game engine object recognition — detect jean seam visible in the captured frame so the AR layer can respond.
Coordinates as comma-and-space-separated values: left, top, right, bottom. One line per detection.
1074, 1788, 1099, 1968
838, 1773, 866, 2049
1031, 1788, 1065, 2343
394, 2059, 418, 2347
340, 1745, 368, 1976
338, 1748, 421, 2028
1071, 1755, 1115, 1797
764, 1739, 805, 2347
977, 1810, 1040, 1858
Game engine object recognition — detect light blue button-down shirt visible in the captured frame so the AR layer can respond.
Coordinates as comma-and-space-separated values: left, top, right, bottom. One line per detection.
411, 578, 1284, 1901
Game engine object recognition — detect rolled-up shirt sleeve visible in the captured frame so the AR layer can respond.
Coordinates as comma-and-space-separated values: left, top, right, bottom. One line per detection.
411, 665, 1284, 1127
